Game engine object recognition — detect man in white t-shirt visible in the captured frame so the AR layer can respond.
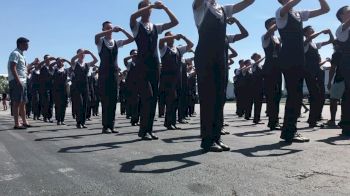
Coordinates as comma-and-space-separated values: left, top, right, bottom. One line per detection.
276, 0, 329, 143
8, 37, 38, 129
335, 6, 350, 136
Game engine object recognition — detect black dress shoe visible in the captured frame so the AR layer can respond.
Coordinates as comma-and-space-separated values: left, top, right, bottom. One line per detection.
57, 121, 61, 125
203, 143, 223, 153
61, 122, 66, 125
23, 124, 32, 128
141, 133, 153, 141
149, 133, 159, 140
216, 140, 230, 151
131, 122, 138, 126
309, 123, 325, 128
292, 133, 310, 143
81, 124, 88, 128
166, 126, 175, 130
48, 119, 53, 123
13, 125, 27, 130
44, 118, 48, 122
111, 129, 119, 133
102, 128, 111, 134
76, 124, 82, 129
178, 120, 188, 124
172, 125, 181, 130
223, 123, 229, 127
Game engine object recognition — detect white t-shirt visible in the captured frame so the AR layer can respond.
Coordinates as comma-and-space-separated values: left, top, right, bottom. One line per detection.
193, 0, 236, 28
261, 35, 280, 48
96, 37, 123, 67
304, 41, 322, 53
336, 24, 350, 42
132, 22, 163, 37
160, 45, 188, 58
276, 8, 310, 29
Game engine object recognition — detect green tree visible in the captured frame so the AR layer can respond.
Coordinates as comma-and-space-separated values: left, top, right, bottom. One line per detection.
0, 76, 9, 94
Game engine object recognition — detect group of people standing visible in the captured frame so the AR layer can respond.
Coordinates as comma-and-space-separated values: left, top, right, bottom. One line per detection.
6, 0, 350, 153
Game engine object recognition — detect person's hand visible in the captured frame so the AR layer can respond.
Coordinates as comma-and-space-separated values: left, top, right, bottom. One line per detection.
175, 34, 183, 40
84, 50, 92, 55
322, 29, 331, 34
227, 17, 238, 25
154, 1, 165, 9
113, 26, 122, 33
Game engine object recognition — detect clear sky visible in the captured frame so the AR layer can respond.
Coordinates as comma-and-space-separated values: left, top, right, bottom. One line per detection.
0, 0, 347, 80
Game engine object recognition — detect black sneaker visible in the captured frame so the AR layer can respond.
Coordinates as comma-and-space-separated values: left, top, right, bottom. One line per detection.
292, 133, 310, 143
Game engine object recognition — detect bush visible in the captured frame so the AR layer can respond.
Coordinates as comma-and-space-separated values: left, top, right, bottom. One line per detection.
0, 76, 9, 94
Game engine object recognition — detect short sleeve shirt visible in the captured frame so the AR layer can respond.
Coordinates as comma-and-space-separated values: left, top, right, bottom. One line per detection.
132, 22, 163, 37
8, 49, 27, 83
276, 8, 310, 29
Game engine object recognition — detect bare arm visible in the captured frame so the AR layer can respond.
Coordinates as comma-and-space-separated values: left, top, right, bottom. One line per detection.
85, 50, 98, 66
124, 55, 133, 67
280, 0, 302, 17
95, 29, 113, 45
228, 0, 255, 15
320, 30, 334, 47
228, 46, 238, 59
308, 0, 330, 19
263, 24, 277, 40
159, 35, 177, 49
119, 28, 134, 46
157, 2, 179, 31
179, 34, 194, 51
227, 17, 249, 42
130, 4, 154, 29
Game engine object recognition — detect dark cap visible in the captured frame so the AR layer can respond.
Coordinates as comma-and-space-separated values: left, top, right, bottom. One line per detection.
16, 37, 29, 45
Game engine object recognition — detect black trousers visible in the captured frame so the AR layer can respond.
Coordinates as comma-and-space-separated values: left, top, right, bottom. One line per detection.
163, 76, 177, 127
252, 81, 263, 122
99, 79, 117, 130
54, 91, 67, 122
40, 89, 53, 120
264, 70, 282, 127
243, 82, 253, 119
72, 88, 88, 125
281, 67, 304, 138
195, 54, 226, 147
158, 90, 166, 117
304, 71, 321, 125
137, 69, 159, 136
120, 94, 126, 115
339, 57, 350, 133
31, 89, 41, 118
317, 70, 326, 119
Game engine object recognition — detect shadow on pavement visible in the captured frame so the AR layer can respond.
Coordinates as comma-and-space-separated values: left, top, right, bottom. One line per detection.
232, 142, 302, 157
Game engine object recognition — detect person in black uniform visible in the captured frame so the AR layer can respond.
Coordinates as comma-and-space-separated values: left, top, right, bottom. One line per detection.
124, 50, 140, 125
262, 18, 283, 130
91, 67, 99, 117
193, 0, 254, 152
187, 63, 197, 117
95, 21, 134, 134
26, 76, 32, 118
276, 0, 329, 143
130, 0, 179, 140
29, 63, 42, 120
70, 49, 98, 129
53, 58, 70, 125
158, 75, 166, 118
303, 26, 334, 127
159, 32, 194, 130
119, 71, 128, 115
39, 55, 57, 123
86, 65, 98, 121
250, 53, 266, 124
335, 6, 350, 136
242, 60, 254, 120
234, 60, 246, 117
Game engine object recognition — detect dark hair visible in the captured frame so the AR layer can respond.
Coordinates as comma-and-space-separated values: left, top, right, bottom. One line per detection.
138, 1, 149, 9
44, 54, 50, 59
337, 6, 349, 22
76, 49, 83, 54
303, 26, 312, 35
244, 60, 251, 65
265, 18, 275, 29
251, 53, 259, 60
239, 59, 244, 64
165, 31, 172, 36
102, 21, 111, 29
130, 49, 137, 55
16, 37, 29, 48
